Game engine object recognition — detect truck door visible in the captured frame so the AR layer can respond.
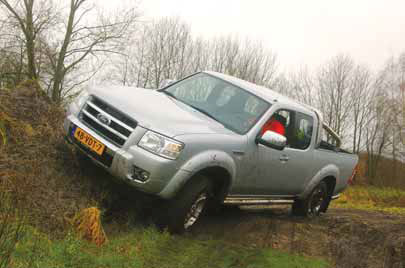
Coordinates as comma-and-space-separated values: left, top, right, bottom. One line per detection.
253, 110, 316, 196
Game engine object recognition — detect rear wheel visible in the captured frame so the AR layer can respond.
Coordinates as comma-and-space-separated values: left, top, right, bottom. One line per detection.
292, 181, 328, 217
167, 175, 212, 233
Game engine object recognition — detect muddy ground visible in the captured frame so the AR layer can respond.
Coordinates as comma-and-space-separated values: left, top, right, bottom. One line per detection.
102, 177, 405, 268
188, 206, 405, 268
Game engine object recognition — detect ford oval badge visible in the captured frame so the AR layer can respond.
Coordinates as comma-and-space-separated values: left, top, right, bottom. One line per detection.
97, 114, 111, 126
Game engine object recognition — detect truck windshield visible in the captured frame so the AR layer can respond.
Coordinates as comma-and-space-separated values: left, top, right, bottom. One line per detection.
161, 73, 270, 134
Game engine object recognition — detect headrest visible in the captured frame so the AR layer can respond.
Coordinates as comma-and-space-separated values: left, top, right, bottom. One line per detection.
272, 114, 287, 126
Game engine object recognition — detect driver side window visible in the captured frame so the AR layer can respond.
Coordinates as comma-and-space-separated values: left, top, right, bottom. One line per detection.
260, 110, 290, 138
260, 110, 314, 150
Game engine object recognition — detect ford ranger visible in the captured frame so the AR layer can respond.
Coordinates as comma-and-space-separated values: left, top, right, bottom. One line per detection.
64, 71, 358, 233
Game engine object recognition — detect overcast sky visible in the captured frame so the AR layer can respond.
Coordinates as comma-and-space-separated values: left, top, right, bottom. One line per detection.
102, 0, 405, 72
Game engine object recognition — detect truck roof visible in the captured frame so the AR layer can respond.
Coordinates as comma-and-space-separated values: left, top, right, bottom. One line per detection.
204, 71, 315, 115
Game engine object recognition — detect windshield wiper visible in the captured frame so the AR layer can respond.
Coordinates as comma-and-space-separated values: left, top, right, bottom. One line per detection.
161, 90, 179, 100
161, 91, 215, 120
187, 105, 228, 127
188, 105, 216, 120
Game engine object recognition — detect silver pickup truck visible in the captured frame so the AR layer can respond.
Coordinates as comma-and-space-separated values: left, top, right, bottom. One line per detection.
64, 71, 358, 233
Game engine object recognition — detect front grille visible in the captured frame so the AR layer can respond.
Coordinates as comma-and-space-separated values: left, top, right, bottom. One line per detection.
91, 97, 137, 128
79, 96, 137, 147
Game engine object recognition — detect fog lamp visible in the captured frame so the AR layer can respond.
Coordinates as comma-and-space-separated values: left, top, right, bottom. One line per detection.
131, 165, 150, 182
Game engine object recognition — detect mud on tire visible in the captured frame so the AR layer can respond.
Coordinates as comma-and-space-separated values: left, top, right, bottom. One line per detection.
292, 181, 329, 217
167, 175, 212, 233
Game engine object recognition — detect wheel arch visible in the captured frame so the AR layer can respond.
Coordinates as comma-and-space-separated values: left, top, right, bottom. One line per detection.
298, 164, 339, 200
192, 166, 232, 201
157, 150, 236, 199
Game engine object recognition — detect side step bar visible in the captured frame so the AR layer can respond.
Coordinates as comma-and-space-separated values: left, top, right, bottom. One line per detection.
224, 194, 341, 206
331, 194, 340, 200
224, 198, 294, 206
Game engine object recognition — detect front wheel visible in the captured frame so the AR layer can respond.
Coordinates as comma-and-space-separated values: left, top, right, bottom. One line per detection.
292, 181, 329, 217
167, 175, 212, 233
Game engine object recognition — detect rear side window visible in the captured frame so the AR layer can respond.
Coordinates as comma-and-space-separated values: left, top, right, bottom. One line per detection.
290, 112, 314, 150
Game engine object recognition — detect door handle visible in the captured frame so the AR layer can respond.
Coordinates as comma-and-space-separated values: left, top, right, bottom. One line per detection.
232, 150, 245, 156
279, 155, 289, 162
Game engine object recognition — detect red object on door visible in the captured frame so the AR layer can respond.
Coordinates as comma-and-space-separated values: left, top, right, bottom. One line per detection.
261, 119, 285, 136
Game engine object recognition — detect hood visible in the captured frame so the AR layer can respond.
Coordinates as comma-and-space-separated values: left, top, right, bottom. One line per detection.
89, 85, 234, 137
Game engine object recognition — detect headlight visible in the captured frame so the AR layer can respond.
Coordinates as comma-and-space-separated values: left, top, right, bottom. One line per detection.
138, 131, 184, 160
75, 90, 90, 108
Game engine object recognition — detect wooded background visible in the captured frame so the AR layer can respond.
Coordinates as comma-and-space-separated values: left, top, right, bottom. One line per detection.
0, 0, 404, 188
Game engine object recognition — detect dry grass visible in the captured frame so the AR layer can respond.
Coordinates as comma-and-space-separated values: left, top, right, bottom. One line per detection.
331, 185, 405, 214
0, 81, 113, 236
69, 207, 108, 246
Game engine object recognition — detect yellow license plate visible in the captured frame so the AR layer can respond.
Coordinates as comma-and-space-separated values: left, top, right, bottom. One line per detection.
74, 127, 105, 155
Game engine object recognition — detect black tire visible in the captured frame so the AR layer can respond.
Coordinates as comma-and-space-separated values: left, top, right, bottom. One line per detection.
167, 175, 212, 233
292, 181, 329, 217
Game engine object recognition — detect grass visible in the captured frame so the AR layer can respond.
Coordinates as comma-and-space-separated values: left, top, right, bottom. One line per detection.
331, 185, 405, 214
11, 226, 329, 268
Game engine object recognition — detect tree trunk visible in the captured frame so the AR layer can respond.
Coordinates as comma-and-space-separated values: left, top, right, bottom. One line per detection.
51, 0, 77, 102
24, 0, 37, 79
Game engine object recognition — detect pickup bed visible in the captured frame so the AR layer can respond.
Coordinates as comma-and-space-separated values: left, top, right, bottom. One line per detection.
64, 71, 358, 233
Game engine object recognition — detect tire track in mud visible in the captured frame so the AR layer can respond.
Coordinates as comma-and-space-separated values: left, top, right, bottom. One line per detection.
190, 207, 405, 268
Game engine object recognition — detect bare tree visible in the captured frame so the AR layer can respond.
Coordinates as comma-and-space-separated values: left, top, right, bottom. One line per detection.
393, 53, 405, 153
373, 55, 405, 181
287, 67, 316, 106
272, 73, 292, 97
0, 0, 57, 79
106, 17, 278, 90
350, 65, 373, 153
316, 54, 355, 141
47, 0, 139, 102
207, 36, 278, 87
188, 37, 210, 73
236, 39, 278, 87
0, 0, 140, 102
108, 17, 192, 89
364, 91, 393, 182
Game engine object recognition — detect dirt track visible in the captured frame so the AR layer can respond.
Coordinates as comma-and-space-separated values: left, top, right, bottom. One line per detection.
104, 182, 405, 268
88, 167, 405, 267
189, 206, 405, 268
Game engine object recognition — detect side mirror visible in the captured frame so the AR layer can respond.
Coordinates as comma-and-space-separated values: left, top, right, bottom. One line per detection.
160, 79, 175, 89
256, 130, 287, 151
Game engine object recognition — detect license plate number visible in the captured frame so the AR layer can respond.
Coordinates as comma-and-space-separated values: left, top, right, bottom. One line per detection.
74, 127, 105, 155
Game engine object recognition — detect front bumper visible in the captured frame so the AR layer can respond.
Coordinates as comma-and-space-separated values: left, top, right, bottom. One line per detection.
64, 115, 182, 197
